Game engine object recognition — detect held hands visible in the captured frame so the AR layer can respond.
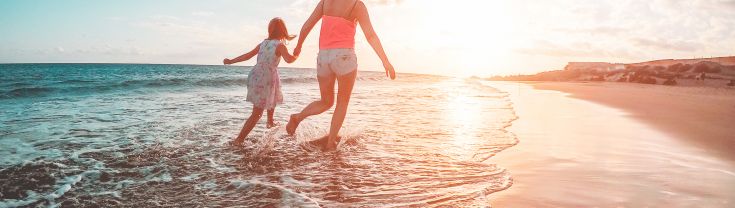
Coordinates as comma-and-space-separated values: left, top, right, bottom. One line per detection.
293, 45, 302, 57
383, 62, 396, 80
289, 46, 301, 63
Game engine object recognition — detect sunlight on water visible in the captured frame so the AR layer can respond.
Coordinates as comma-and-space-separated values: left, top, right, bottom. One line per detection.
0, 64, 518, 207
447, 90, 482, 152
437, 82, 485, 163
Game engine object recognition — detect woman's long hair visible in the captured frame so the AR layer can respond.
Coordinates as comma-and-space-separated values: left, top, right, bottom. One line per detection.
268, 17, 296, 41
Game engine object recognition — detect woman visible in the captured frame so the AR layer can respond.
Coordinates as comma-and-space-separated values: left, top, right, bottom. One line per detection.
287, 0, 396, 151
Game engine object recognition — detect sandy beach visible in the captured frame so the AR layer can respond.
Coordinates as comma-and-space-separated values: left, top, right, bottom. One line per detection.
488, 82, 735, 207
534, 82, 735, 159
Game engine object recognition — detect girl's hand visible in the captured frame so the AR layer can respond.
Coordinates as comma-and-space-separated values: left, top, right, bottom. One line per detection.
223, 58, 231, 65
383, 62, 396, 80
293, 45, 302, 57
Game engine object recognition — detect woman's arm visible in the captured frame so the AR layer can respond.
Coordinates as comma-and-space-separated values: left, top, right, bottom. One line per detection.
224, 44, 260, 65
277, 43, 298, 64
293, 0, 324, 56
355, 1, 396, 79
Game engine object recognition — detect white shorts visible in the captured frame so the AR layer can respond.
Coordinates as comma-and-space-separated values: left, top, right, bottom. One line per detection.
317, 49, 358, 77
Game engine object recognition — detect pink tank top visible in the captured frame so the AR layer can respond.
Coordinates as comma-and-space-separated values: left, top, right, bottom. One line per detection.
319, 1, 358, 49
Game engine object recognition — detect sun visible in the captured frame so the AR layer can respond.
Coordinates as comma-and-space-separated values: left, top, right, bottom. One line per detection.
402, 0, 518, 77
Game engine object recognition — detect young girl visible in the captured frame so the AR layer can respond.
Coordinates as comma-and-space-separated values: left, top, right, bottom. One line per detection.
223, 17, 298, 146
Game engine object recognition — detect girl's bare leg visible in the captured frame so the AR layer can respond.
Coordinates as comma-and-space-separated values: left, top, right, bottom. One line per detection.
232, 107, 265, 145
324, 71, 357, 151
287, 74, 336, 135
266, 108, 277, 128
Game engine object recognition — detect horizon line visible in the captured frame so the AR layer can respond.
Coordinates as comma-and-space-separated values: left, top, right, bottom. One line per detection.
0, 62, 457, 78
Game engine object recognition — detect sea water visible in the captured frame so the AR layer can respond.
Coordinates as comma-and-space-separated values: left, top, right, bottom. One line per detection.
0, 64, 517, 207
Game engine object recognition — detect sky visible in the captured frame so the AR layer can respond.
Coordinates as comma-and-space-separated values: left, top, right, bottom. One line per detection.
1, 0, 734, 77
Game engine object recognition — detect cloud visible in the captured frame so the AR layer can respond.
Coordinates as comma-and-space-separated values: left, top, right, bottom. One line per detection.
513, 0, 734, 61
553, 26, 625, 36
107, 16, 126, 21
73, 44, 142, 56
720, 0, 735, 7
136, 15, 229, 40
150, 15, 180, 21
191, 11, 214, 17
630, 38, 701, 52
364, 0, 405, 5
284, 0, 404, 16
515, 40, 639, 60
128, 14, 265, 64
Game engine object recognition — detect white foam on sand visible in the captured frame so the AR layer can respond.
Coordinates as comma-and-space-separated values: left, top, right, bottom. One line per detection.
0, 138, 63, 167
227, 179, 321, 208
0, 170, 91, 208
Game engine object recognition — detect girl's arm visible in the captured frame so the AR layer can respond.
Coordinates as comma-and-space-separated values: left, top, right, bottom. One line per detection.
355, 1, 396, 79
277, 43, 298, 64
293, 0, 324, 56
224, 44, 260, 65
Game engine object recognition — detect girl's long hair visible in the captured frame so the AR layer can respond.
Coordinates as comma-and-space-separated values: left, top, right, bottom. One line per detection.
268, 18, 296, 41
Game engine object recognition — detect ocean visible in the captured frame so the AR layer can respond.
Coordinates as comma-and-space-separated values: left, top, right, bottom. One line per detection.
0, 64, 517, 207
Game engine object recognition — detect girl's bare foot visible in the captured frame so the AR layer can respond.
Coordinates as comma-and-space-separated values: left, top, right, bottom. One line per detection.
286, 114, 303, 135
230, 138, 245, 146
266, 122, 280, 129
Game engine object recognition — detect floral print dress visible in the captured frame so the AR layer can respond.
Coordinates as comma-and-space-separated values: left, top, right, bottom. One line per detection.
246, 39, 283, 109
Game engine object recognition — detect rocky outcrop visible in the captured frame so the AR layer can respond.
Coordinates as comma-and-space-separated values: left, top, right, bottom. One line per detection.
488, 56, 735, 87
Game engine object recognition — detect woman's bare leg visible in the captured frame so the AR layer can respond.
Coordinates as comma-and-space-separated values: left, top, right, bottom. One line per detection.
286, 74, 336, 135
232, 107, 265, 145
324, 71, 357, 151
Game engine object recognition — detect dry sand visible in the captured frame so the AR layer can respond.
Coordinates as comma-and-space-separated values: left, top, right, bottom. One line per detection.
486, 82, 735, 207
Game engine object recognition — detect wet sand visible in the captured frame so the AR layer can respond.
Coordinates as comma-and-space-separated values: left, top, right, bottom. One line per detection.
487, 82, 735, 207
533, 82, 735, 159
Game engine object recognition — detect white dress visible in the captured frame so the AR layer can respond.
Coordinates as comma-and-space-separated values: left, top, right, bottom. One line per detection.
246, 39, 283, 109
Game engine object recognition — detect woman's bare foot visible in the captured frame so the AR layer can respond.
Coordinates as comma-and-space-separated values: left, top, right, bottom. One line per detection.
308, 136, 341, 149
323, 140, 338, 152
321, 136, 341, 151
286, 114, 303, 135
266, 122, 280, 129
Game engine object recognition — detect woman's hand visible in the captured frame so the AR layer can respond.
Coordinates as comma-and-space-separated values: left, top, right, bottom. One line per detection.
383, 62, 396, 80
223, 58, 232, 65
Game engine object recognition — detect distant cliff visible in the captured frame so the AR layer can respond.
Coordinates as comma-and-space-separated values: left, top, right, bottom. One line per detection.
488, 56, 735, 86
627, 56, 735, 67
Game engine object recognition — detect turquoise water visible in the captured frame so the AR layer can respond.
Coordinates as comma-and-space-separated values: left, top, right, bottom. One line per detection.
0, 64, 517, 207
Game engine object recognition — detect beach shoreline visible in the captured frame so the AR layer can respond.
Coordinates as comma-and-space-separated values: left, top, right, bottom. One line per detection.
531, 81, 735, 160
487, 81, 735, 207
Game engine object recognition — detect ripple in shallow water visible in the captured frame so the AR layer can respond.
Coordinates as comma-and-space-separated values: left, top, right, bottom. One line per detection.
0, 65, 517, 207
